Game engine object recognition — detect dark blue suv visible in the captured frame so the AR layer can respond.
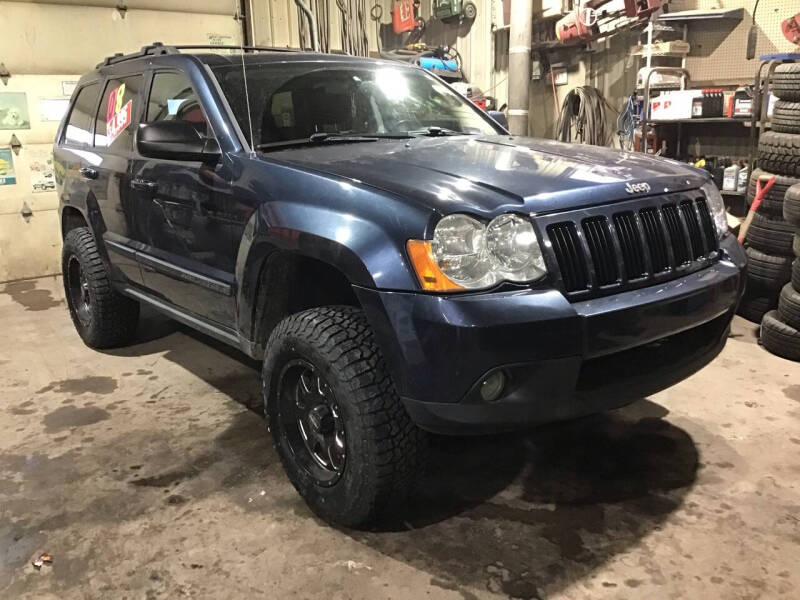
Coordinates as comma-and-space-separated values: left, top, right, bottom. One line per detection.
55, 43, 746, 526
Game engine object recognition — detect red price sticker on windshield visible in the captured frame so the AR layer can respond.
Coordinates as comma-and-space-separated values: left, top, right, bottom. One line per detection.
106, 84, 132, 143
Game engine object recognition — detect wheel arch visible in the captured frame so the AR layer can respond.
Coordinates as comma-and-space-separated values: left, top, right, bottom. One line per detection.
60, 205, 90, 239
238, 235, 368, 357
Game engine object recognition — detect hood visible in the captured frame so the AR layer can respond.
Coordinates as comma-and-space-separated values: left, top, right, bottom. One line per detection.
263, 135, 709, 217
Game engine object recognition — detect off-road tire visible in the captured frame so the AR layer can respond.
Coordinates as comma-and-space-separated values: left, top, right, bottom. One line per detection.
792, 258, 800, 291
745, 247, 793, 289
760, 310, 800, 361
737, 291, 777, 324
795, 234, 800, 257
262, 306, 426, 528
778, 283, 800, 329
747, 169, 800, 215
771, 101, 800, 134
61, 227, 139, 348
745, 212, 796, 255
783, 183, 800, 226
757, 131, 800, 177
772, 63, 800, 102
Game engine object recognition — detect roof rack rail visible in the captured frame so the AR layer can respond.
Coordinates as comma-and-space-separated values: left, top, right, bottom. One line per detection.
96, 42, 300, 68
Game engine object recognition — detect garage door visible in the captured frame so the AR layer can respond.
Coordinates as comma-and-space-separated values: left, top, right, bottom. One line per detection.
0, 0, 242, 282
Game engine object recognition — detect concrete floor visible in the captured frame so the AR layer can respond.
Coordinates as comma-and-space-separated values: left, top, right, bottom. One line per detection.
1, 276, 798, 600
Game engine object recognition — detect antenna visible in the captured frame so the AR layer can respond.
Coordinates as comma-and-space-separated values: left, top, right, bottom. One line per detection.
236, 2, 257, 157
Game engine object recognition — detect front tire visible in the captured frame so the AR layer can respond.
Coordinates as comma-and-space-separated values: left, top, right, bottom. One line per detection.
62, 227, 139, 348
263, 306, 426, 527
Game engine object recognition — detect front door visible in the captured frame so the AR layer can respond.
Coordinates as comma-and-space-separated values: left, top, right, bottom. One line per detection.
129, 70, 241, 327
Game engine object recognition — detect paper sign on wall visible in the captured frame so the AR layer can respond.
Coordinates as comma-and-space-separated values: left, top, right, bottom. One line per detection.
39, 98, 70, 122
62, 81, 78, 97
0, 148, 17, 185
29, 147, 55, 193
106, 84, 132, 144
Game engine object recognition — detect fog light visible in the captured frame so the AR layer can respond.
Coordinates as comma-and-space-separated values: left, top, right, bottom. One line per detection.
480, 371, 506, 402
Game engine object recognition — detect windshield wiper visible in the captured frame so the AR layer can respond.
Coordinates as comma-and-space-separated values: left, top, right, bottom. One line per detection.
257, 132, 411, 151
407, 126, 470, 137
257, 134, 378, 151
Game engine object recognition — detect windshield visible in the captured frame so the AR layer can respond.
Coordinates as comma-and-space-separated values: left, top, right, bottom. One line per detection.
210, 61, 500, 149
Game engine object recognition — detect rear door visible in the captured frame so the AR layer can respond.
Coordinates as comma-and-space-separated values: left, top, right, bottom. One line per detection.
56, 81, 102, 234
91, 73, 147, 286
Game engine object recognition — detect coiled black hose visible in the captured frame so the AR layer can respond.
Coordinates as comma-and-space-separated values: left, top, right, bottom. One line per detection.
554, 85, 615, 146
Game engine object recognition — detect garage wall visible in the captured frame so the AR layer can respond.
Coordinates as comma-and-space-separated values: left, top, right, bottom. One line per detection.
523, 0, 798, 140
673, 0, 796, 85
0, 0, 242, 283
246, 0, 501, 102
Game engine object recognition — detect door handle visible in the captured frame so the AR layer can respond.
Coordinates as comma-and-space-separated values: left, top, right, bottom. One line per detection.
131, 178, 158, 192
79, 166, 98, 180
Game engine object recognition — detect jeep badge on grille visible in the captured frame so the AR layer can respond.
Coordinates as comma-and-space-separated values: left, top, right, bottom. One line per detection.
625, 182, 651, 194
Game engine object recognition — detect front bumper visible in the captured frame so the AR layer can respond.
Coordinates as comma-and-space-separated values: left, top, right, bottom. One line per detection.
355, 236, 746, 434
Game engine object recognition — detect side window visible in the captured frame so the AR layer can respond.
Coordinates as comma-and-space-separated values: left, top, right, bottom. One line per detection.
147, 72, 209, 137
95, 74, 143, 151
63, 84, 100, 146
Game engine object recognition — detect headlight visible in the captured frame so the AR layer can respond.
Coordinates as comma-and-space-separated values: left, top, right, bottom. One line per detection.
486, 214, 546, 282
430, 214, 494, 288
409, 213, 547, 291
701, 181, 728, 239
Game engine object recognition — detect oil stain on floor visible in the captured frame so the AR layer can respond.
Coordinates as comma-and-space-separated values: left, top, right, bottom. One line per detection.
1, 280, 62, 312
37, 376, 118, 396
42, 406, 111, 432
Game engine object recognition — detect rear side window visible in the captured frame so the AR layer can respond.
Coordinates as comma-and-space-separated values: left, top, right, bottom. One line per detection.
95, 74, 144, 151
63, 84, 100, 145
146, 72, 209, 137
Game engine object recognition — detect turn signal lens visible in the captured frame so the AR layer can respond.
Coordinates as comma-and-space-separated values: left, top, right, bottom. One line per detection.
407, 240, 465, 292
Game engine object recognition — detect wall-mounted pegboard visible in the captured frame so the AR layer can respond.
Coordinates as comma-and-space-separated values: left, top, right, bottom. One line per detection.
670, 0, 797, 85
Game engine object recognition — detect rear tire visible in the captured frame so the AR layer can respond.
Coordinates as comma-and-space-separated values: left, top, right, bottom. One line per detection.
760, 310, 800, 361
262, 306, 426, 528
61, 227, 139, 348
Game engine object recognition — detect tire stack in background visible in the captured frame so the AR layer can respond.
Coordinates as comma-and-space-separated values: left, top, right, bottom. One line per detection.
761, 184, 800, 360
739, 63, 800, 360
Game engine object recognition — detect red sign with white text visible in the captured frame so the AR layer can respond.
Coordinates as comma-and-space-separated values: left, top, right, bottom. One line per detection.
106, 84, 132, 143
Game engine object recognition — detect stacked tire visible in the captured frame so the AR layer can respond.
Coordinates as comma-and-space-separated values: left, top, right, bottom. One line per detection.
752, 63, 800, 361
761, 184, 800, 360
737, 169, 798, 322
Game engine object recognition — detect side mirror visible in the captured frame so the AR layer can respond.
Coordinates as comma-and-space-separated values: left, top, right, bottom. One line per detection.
136, 121, 220, 162
488, 110, 509, 131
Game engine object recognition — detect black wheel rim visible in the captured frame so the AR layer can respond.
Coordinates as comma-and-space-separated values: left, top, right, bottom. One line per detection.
67, 256, 91, 327
277, 360, 346, 486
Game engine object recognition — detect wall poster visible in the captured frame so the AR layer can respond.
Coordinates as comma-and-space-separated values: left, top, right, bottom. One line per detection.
0, 92, 31, 130
29, 147, 55, 193
0, 148, 17, 185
